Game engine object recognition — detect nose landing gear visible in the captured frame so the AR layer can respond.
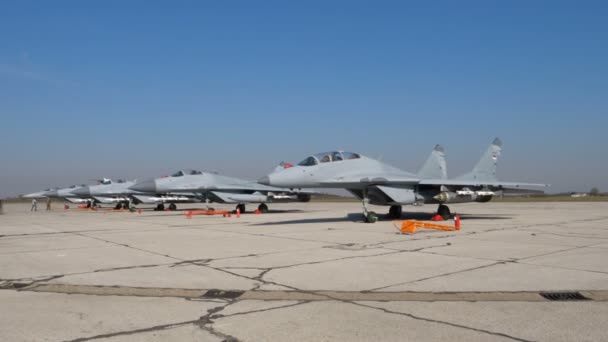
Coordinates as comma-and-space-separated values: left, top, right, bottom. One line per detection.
361, 190, 378, 223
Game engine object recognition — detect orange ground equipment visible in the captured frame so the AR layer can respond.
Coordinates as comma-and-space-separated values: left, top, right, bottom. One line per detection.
394, 215, 461, 234
185, 210, 232, 219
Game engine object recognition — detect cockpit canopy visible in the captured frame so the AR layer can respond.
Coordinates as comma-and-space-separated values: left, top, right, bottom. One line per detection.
171, 169, 203, 177
99, 179, 112, 185
297, 151, 360, 166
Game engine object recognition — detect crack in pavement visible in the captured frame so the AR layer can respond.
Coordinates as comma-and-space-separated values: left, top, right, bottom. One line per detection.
72, 232, 183, 261
368, 262, 504, 292
352, 301, 533, 342
62, 319, 198, 342
370, 243, 606, 292
197, 300, 309, 341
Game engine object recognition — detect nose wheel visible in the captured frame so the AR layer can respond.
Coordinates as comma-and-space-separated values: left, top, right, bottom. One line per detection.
235, 204, 246, 214
169, 203, 177, 211
258, 203, 269, 213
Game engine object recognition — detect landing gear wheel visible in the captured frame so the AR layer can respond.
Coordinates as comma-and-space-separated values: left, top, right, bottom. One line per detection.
156, 203, 165, 211
388, 205, 402, 219
438, 204, 451, 220
168, 203, 177, 211
115, 203, 123, 210
123, 202, 130, 210
365, 211, 378, 223
236, 204, 246, 214
258, 203, 269, 213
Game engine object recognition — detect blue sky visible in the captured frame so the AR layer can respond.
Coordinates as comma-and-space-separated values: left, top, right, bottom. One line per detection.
1, 0, 607, 196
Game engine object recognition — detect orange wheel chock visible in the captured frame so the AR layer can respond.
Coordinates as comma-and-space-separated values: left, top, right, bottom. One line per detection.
185, 209, 232, 219
394, 216, 461, 234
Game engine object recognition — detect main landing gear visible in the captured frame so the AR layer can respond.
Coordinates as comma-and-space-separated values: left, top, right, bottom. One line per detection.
437, 204, 452, 220
388, 205, 402, 219
234, 203, 269, 214
154, 203, 177, 211
115, 202, 129, 210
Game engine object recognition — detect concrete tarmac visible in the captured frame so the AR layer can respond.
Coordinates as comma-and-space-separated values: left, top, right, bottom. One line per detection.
1, 201, 607, 341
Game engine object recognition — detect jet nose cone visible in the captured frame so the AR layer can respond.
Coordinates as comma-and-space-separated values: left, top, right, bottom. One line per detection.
129, 179, 157, 193
71, 187, 90, 197
22, 192, 43, 198
258, 176, 270, 185
43, 190, 59, 197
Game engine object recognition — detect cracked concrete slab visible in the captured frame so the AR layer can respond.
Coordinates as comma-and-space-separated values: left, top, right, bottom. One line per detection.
383, 261, 608, 292
0, 291, 217, 342
212, 300, 516, 342
1, 201, 607, 341
522, 247, 608, 273
209, 246, 389, 269
0, 234, 110, 255
85, 229, 329, 260
217, 299, 302, 317
94, 325, 222, 342
267, 229, 403, 245
458, 229, 602, 247
0, 245, 174, 279
49, 264, 260, 290
264, 251, 495, 291
419, 238, 571, 261
362, 301, 608, 342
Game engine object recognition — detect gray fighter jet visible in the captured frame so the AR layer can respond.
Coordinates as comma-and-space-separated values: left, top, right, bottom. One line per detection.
129, 169, 311, 212
259, 138, 546, 222
70, 179, 143, 209
22, 186, 87, 203
42, 185, 90, 203
22, 189, 53, 199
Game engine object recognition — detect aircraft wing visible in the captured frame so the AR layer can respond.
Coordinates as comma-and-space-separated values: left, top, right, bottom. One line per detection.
419, 179, 548, 192
200, 182, 316, 195
319, 176, 420, 188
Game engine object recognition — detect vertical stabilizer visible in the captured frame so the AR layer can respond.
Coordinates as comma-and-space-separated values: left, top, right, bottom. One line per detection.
457, 138, 502, 181
418, 145, 447, 179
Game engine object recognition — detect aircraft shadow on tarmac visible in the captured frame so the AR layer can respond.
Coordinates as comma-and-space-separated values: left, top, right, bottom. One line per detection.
136, 208, 305, 218
251, 212, 513, 226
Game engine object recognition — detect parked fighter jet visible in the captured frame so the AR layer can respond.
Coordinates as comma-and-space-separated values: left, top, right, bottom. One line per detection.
72, 178, 201, 210
22, 189, 53, 199
42, 185, 91, 204
22, 186, 87, 203
259, 138, 546, 223
129, 169, 311, 212
70, 179, 143, 209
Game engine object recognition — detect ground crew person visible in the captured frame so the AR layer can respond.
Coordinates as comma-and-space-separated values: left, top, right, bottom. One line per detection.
46, 197, 52, 211
31, 198, 37, 212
